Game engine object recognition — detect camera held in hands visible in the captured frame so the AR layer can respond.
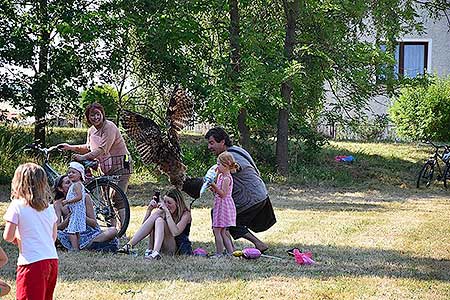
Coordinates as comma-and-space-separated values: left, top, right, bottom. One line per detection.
153, 190, 161, 203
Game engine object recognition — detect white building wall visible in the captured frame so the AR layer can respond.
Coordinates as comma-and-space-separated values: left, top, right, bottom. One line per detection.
321, 13, 450, 139
407, 15, 450, 77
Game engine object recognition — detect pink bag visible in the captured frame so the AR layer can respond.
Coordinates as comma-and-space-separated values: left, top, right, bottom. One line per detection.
242, 248, 261, 259
193, 247, 208, 257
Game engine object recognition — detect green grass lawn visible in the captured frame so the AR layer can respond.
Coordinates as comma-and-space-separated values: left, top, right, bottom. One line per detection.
0, 141, 449, 299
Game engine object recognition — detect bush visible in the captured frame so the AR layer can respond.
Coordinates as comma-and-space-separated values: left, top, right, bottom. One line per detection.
0, 125, 218, 184
0, 125, 33, 184
390, 76, 450, 141
181, 135, 216, 178
47, 127, 87, 145
347, 114, 390, 141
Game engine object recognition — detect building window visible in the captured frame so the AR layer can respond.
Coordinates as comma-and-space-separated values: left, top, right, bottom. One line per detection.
378, 41, 428, 81
396, 42, 428, 78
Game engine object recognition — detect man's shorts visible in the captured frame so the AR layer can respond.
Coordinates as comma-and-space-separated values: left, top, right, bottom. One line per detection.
229, 197, 276, 239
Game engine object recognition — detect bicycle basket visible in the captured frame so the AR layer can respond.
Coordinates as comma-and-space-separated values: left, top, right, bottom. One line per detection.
98, 155, 133, 176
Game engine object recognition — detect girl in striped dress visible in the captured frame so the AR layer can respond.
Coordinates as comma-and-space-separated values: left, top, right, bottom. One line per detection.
210, 151, 239, 257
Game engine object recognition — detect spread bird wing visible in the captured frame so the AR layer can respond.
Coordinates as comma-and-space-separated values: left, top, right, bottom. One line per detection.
120, 108, 187, 189
165, 86, 194, 158
166, 86, 194, 132
120, 110, 164, 165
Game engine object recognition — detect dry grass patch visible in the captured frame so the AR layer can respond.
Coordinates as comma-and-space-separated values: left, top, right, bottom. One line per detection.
0, 183, 449, 299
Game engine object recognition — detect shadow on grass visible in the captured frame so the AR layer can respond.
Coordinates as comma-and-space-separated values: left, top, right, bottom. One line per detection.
126, 180, 449, 213
1, 240, 447, 284
126, 182, 387, 213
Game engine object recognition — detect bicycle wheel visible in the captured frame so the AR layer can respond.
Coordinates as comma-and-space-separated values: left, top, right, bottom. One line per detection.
416, 161, 434, 188
443, 164, 450, 189
85, 178, 130, 237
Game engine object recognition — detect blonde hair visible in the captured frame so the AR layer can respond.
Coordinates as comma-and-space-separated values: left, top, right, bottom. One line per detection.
166, 189, 189, 223
11, 163, 52, 211
218, 151, 239, 173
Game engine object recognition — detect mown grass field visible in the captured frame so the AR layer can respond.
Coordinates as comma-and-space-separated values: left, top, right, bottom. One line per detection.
0, 141, 449, 300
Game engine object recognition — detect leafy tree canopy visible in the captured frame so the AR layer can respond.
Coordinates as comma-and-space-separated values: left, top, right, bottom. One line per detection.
80, 84, 119, 120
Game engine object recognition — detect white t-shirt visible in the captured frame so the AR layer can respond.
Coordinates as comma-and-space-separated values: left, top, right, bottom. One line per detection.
3, 199, 58, 265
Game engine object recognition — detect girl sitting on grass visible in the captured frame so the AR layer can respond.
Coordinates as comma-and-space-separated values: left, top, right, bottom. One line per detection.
118, 189, 192, 259
53, 174, 118, 251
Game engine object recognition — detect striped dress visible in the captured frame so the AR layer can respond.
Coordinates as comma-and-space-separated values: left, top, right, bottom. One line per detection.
212, 174, 236, 228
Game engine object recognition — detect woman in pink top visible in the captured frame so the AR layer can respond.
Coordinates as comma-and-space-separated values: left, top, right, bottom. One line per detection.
58, 103, 132, 232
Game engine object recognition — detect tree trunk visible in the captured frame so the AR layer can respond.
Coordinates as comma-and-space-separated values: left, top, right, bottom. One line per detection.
385, 34, 396, 97
276, 0, 300, 176
228, 0, 250, 148
33, 0, 50, 145
237, 107, 250, 147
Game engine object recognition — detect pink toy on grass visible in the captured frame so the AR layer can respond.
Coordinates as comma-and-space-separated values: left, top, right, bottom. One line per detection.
293, 249, 315, 265
193, 247, 208, 257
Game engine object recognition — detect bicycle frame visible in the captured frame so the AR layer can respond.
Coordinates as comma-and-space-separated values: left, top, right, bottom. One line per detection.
25, 143, 130, 237
417, 141, 450, 189
43, 163, 61, 188
426, 141, 449, 178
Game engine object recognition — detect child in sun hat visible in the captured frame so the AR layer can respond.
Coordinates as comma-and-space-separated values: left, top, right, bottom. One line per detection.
61, 161, 87, 251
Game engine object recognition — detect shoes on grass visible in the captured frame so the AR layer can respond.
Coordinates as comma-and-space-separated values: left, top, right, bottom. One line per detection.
144, 250, 161, 260
144, 249, 153, 258
117, 243, 132, 254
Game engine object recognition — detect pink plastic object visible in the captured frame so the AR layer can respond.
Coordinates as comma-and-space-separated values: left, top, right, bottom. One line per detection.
242, 247, 261, 259
335, 155, 354, 163
293, 249, 315, 265
193, 247, 208, 257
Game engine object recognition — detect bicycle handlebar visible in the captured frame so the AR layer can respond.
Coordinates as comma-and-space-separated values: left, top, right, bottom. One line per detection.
424, 141, 449, 150
25, 143, 63, 155
25, 144, 100, 170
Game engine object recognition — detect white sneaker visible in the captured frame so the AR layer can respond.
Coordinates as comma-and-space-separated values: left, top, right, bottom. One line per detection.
144, 249, 153, 258
145, 250, 161, 260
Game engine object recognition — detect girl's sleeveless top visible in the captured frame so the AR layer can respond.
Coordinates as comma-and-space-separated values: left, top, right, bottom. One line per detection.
212, 174, 236, 227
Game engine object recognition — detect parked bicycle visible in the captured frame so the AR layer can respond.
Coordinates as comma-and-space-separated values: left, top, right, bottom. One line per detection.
416, 141, 450, 188
25, 143, 130, 237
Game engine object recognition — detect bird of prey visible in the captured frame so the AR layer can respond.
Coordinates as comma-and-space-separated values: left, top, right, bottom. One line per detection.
120, 86, 194, 189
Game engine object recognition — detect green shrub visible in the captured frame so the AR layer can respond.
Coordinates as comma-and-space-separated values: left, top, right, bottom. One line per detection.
47, 127, 87, 145
346, 114, 390, 141
0, 125, 33, 184
181, 135, 216, 178
390, 76, 450, 141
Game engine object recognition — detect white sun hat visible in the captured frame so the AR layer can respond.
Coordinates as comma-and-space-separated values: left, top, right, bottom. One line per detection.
69, 161, 85, 181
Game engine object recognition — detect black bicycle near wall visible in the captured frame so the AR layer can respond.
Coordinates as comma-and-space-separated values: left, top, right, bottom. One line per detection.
416, 141, 450, 188
25, 144, 130, 237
